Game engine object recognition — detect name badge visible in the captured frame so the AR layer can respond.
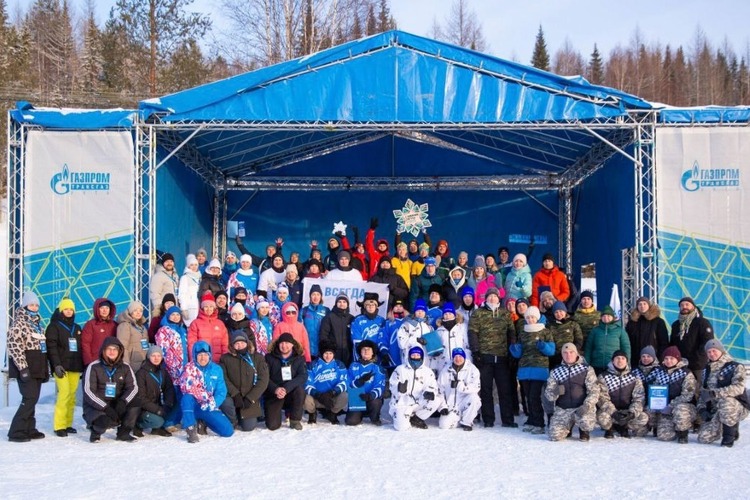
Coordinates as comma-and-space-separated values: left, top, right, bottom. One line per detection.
140, 339, 149, 350
649, 384, 668, 411
105, 382, 117, 398
281, 366, 292, 381
40, 340, 47, 353
68, 337, 78, 352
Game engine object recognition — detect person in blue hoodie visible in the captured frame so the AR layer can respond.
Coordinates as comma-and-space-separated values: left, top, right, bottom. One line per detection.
221, 251, 239, 287
178, 340, 235, 443
350, 292, 392, 366
304, 340, 349, 425
300, 284, 330, 360
346, 340, 386, 426
385, 299, 408, 373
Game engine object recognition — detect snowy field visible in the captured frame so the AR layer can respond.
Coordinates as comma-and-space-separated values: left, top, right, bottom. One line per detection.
1, 201, 748, 499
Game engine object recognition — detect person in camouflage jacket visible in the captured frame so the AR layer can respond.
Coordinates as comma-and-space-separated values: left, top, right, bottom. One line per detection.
596, 350, 648, 438
572, 291, 599, 347
630, 345, 661, 436
548, 301, 583, 368
696, 339, 749, 448
645, 346, 696, 443
544, 343, 599, 442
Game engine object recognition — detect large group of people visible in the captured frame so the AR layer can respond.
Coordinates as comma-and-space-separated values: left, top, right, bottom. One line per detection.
5, 225, 747, 448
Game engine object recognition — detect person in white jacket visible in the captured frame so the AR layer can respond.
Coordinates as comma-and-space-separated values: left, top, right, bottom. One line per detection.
435, 303, 472, 372
437, 348, 481, 431
325, 250, 363, 282
396, 300, 433, 364
388, 346, 443, 430
178, 254, 201, 326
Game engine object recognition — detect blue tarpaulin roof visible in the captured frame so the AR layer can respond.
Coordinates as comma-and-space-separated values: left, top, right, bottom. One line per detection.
10, 101, 136, 129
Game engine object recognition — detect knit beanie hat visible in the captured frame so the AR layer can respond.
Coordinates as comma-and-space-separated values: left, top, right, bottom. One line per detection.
419, 242, 430, 251
414, 299, 428, 313
442, 303, 456, 316
309, 284, 322, 296
147, 345, 162, 359
704, 339, 726, 354
160, 253, 175, 264
485, 287, 500, 300
240, 254, 252, 264
524, 306, 541, 321
127, 301, 144, 315
185, 254, 198, 267
58, 297, 75, 312
452, 347, 466, 360
208, 258, 222, 270
461, 287, 475, 298
561, 343, 578, 355
661, 346, 682, 362
285, 264, 298, 274
552, 301, 567, 314
473, 255, 486, 270
640, 345, 657, 360
580, 290, 594, 300
540, 291, 556, 304
600, 305, 616, 317
611, 350, 628, 361
21, 291, 40, 308
512, 253, 527, 266
230, 303, 245, 316
200, 292, 216, 309
542, 253, 555, 263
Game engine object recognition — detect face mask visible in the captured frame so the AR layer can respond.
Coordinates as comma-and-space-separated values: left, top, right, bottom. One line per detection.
442, 319, 456, 331
408, 358, 423, 370
236, 347, 248, 356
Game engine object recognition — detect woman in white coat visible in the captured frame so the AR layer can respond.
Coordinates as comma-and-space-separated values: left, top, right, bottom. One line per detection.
435, 303, 472, 372
178, 254, 201, 326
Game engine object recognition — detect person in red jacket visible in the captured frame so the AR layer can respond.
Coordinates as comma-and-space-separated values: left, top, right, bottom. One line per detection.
531, 253, 570, 307
365, 217, 390, 278
272, 302, 312, 363
81, 298, 117, 367
188, 292, 229, 363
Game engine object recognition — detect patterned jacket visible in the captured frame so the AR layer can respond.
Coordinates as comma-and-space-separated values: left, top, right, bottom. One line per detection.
645, 359, 696, 407
545, 355, 599, 410
597, 361, 645, 413
7, 306, 48, 379
468, 305, 515, 358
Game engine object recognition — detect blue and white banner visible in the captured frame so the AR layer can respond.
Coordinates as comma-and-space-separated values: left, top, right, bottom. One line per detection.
301, 278, 390, 318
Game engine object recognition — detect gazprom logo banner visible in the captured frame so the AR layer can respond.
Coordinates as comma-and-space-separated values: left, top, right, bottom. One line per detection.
680, 160, 740, 192
50, 164, 112, 194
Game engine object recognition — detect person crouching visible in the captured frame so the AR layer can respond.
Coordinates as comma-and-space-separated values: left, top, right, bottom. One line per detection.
389, 346, 444, 430
437, 348, 481, 431
305, 340, 349, 425
596, 350, 648, 439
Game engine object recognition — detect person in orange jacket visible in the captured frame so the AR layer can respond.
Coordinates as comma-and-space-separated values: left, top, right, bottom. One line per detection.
531, 253, 570, 307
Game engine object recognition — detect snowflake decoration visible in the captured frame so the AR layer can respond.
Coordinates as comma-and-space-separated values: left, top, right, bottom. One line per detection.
393, 198, 431, 237
332, 221, 347, 235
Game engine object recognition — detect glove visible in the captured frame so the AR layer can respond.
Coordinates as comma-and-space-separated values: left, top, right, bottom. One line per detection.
575, 405, 589, 418
351, 226, 359, 239
18, 368, 30, 382
450, 378, 458, 389
661, 405, 673, 416
54, 365, 66, 378
423, 391, 435, 401
698, 407, 713, 423
555, 384, 566, 396
535, 340, 546, 352
360, 393, 373, 402
440, 408, 450, 416
354, 372, 374, 387
381, 353, 393, 366
370, 217, 379, 230
233, 394, 244, 410
515, 279, 523, 288
397, 381, 408, 394
331, 387, 342, 396
115, 400, 127, 416
613, 410, 634, 425
318, 391, 335, 410
334, 231, 344, 238
104, 405, 120, 422
417, 337, 427, 346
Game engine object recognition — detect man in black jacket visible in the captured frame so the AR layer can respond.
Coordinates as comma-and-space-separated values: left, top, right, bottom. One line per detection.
264, 333, 308, 430
669, 296, 714, 394
319, 294, 355, 366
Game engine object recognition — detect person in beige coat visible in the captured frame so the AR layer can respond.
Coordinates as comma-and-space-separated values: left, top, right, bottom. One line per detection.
116, 301, 149, 371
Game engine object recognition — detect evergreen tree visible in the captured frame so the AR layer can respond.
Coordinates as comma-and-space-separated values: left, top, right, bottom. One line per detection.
365, 3, 377, 35
588, 44, 603, 84
161, 39, 210, 92
78, 5, 104, 94
377, 0, 393, 32
531, 25, 550, 71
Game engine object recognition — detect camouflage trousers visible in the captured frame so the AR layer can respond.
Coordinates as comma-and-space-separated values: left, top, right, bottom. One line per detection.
597, 408, 649, 433
656, 403, 696, 441
389, 394, 444, 431
439, 393, 481, 429
697, 398, 749, 444
548, 406, 596, 441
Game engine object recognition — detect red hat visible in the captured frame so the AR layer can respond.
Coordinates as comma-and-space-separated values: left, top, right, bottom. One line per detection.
661, 346, 681, 362
200, 292, 216, 309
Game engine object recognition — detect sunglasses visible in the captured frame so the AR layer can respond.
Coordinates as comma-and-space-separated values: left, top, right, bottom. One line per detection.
285, 310, 297, 315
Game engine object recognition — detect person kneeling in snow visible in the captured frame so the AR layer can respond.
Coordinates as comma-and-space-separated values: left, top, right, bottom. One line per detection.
264, 332, 308, 430
179, 341, 235, 443
220, 331, 269, 432
389, 346, 443, 430
437, 347, 480, 431
83, 337, 140, 443
543, 343, 599, 442
134, 346, 176, 437
346, 340, 387, 426
305, 340, 349, 425
596, 350, 648, 439
644, 346, 696, 444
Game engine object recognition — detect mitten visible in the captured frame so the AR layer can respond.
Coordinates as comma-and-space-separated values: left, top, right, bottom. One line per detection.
397, 381, 408, 394
54, 365, 66, 378
440, 408, 450, 416
370, 217, 379, 230
423, 391, 435, 401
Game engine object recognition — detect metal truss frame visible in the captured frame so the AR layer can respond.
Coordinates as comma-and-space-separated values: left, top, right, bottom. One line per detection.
134, 123, 155, 308
5, 116, 27, 331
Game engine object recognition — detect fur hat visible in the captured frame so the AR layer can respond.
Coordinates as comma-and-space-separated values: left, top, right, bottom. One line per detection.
540, 291, 556, 304
357, 292, 383, 308
127, 300, 144, 315
428, 284, 443, 297
196, 248, 207, 257
285, 264, 298, 275
358, 339, 378, 357
21, 291, 40, 308
319, 339, 338, 356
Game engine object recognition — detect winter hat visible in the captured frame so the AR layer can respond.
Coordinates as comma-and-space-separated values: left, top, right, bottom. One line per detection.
640, 345, 657, 360
540, 291, 556, 304
215, 290, 228, 302
255, 298, 269, 311
408, 346, 424, 359
503, 296, 517, 307
165, 305, 182, 321
419, 242, 430, 251
661, 346, 682, 362
678, 297, 696, 307
428, 284, 443, 297
234, 287, 248, 298
414, 299, 428, 313
58, 297, 75, 312
561, 343, 578, 355
160, 252, 175, 264
516, 297, 530, 307
309, 284, 323, 296
277, 332, 295, 345
208, 258, 222, 270
461, 287, 475, 298
357, 292, 384, 308
600, 305, 616, 317
185, 254, 198, 267
127, 300, 144, 315
200, 292, 216, 309
704, 339, 726, 354
147, 345, 162, 359
162, 293, 176, 307
551, 301, 567, 314
542, 253, 555, 263
397, 241, 407, 250
442, 303, 456, 316
580, 290, 594, 300
611, 350, 628, 361
225, 251, 237, 260
335, 293, 350, 306
512, 253, 527, 266
473, 255, 486, 270
358, 339, 378, 357
485, 287, 500, 300
240, 254, 252, 264
337, 249, 352, 260
319, 339, 337, 356
636, 296, 650, 305
498, 246, 510, 256
231, 330, 250, 345
276, 283, 289, 294
21, 291, 40, 308
451, 347, 466, 360
285, 264, 298, 274
196, 248, 208, 257
306, 258, 323, 271
230, 303, 245, 316
424, 257, 437, 266
378, 255, 391, 267
524, 306, 541, 321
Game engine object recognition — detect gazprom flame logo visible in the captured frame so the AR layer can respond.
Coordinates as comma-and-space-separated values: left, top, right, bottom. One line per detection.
680, 160, 740, 192
50, 164, 111, 195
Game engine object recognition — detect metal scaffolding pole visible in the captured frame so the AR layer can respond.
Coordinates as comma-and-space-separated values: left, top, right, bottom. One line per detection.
135, 121, 156, 308
6, 117, 26, 325
632, 112, 658, 310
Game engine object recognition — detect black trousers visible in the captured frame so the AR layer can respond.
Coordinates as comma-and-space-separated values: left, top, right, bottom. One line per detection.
521, 380, 545, 427
479, 355, 514, 426
345, 397, 384, 425
90, 404, 140, 435
8, 377, 43, 439
264, 386, 305, 430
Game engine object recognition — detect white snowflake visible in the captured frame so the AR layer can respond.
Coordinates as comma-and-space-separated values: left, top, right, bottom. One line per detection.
392, 198, 431, 237
332, 221, 347, 235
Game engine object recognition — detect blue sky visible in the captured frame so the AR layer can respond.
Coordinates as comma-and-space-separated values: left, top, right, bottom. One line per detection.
76, 0, 750, 62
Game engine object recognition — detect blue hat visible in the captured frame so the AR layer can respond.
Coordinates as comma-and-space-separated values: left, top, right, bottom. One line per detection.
552, 301, 567, 314
442, 303, 456, 316
414, 299, 427, 313
461, 287, 475, 297
452, 347, 466, 359
408, 346, 424, 359
424, 257, 437, 266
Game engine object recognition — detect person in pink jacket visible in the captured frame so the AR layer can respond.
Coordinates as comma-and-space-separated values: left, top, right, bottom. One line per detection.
272, 302, 312, 363
187, 292, 229, 363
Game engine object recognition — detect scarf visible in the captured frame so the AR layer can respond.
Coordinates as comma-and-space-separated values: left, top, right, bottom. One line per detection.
678, 309, 697, 341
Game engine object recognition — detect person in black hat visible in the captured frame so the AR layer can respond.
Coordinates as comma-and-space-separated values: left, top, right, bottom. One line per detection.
304, 340, 349, 424
346, 339, 387, 426
573, 290, 598, 347
264, 332, 308, 430
625, 296, 669, 368
149, 252, 179, 316
351, 292, 393, 367
369, 255, 409, 309
595, 350, 648, 439
669, 296, 714, 396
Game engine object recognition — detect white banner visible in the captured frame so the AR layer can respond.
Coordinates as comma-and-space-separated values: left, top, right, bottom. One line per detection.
25, 130, 134, 251
301, 278, 390, 317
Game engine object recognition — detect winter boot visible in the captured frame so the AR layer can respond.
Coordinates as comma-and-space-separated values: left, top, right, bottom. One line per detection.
460, 423, 473, 432
197, 421, 208, 435
579, 430, 590, 442
325, 410, 339, 425
307, 411, 317, 424
116, 428, 137, 442
616, 424, 630, 438
132, 426, 144, 438
410, 415, 428, 429
604, 429, 614, 439
290, 420, 303, 430
186, 426, 199, 443
677, 430, 689, 444
89, 431, 101, 443
151, 427, 172, 437
721, 423, 739, 448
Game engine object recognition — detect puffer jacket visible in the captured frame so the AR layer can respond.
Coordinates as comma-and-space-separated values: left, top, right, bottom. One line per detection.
220, 341, 269, 418
116, 308, 149, 371
81, 298, 117, 366
271, 302, 311, 363
625, 302, 669, 367
135, 358, 176, 416
531, 265, 570, 306
83, 337, 138, 422
45, 308, 84, 373
179, 340, 228, 411
584, 319, 631, 370
187, 307, 229, 363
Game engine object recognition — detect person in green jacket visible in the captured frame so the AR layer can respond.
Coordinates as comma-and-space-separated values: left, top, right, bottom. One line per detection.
584, 306, 630, 375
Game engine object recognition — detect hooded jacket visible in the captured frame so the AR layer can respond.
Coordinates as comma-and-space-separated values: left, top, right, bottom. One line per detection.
179, 340, 228, 411
438, 358, 480, 409
584, 319, 631, 370
81, 298, 118, 366
265, 335, 308, 395
504, 263, 533, 300
116, 307, 149, 371
83, 337, 139, 421
45, 308, 84, 373
188, 305, 229, 363
626, 302, 669, 367
388, 347, 440, 406
7, 306, 48, 379
272, 302, 311, 363
135, 357, 176, 416
320, 298, 355, 366
220, 338, 270, 418
531, 265, 570, 306
435, 315, 472, 372
441, 266, 468, 308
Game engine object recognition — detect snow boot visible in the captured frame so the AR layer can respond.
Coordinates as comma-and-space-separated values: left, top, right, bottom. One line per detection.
186, 426, 199, 443
307, 412, 317, 424
616, 424, 630, 438
290, 420, 303, 430
721, 423, 739, 448
460, 423, 473, 432
604, 429, 614, 439
410, 415, 428, 429
132, 426, 144, 438
116, 428, 137, 442
579, 430, 590, 442
151, 427, 172, 437
677, 430, 689, 444
89, 431, 101, 443
197, 421, 208, 435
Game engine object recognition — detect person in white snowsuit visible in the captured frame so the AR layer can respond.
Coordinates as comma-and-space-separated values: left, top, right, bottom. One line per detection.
437, 347, 481, 431
388, 346, 443, 430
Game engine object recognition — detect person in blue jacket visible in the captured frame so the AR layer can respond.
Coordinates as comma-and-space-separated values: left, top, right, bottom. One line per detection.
300, 284, 330, 360
385, 299, 409, 373
346, 340, 386, 426
350, 292, 392, 366
304, 340, 349, 424
178, 340, 235, 443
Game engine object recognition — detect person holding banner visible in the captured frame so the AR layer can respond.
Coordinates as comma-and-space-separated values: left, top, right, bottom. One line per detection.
346, 340, 386, 426
326, 249, 363, 282
320, 293, 355, 367
645, 346, 697, 444
257, 254, 286, 299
